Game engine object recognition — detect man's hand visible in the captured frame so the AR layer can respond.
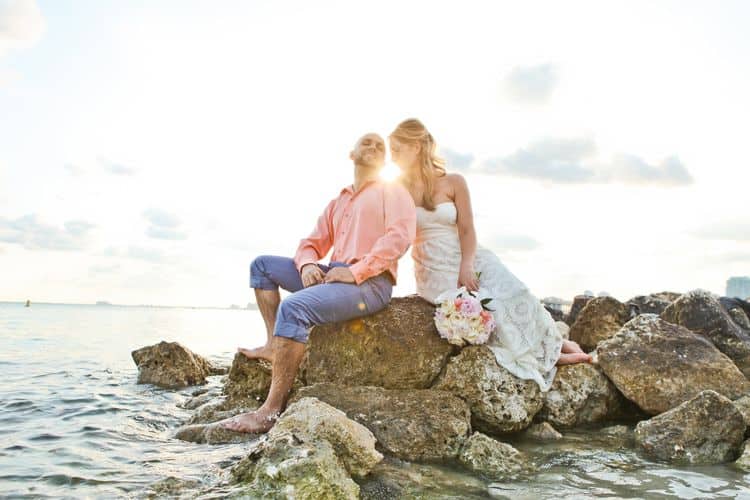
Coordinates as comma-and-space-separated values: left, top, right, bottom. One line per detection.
300, 264, 325, 288
324, 267, 356, 284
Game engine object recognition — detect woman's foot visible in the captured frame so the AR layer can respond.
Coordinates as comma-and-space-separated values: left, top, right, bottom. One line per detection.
238, 345, 273, 363
557, 352, 593, 365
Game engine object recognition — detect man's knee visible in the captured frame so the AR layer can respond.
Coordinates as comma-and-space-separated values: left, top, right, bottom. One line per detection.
250, 255, 279, 290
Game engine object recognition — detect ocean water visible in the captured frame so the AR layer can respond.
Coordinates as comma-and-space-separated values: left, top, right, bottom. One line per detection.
1, 302, 749, 499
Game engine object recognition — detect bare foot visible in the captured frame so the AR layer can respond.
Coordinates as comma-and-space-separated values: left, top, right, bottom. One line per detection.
561, 339, 585, 354
219, 410, 278, 434
238, 345, 274, 363
557, 352, 593, 365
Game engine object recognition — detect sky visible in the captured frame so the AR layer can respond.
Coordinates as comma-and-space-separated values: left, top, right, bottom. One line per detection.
1, 0, 749, 307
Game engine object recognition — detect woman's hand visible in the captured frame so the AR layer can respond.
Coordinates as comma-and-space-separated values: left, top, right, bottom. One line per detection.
458, 261, 479, 292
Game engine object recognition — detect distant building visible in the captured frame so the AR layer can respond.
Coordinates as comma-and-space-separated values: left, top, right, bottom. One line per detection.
727, 277, 750, 299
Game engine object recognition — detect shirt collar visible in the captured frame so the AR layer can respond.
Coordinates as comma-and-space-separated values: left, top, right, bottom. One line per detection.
341, 179, 379, 197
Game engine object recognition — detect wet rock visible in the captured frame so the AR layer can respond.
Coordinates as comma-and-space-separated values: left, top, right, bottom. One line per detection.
538, 363, 627, 427
268, 397, 382, 478
720, 297, 750, 330
223, 353, 299, 406
734, 440, 750, 472
433, 346, 542, 434
566, 294, 594, 326
290, 383, 470, 462
634, 390, 746, 465
661, 289, 750, 377
141, 476, 201, 498
174, 422, 262, 445
179, 386, 223, 410
524, 422, 563, 441
568, 296, 634, 351
600, 425, 634, 447
458, 432, 530, 481
232, 432, 359, 500
732, 395, 750, 436
598, 314, 750, 415
301, 296, 453, 389
131, 341, 224, 389
186, 395, 261, 425
626, 292, 679, 315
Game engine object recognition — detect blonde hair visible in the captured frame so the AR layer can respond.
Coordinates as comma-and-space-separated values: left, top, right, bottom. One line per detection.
389, 118, 446, 211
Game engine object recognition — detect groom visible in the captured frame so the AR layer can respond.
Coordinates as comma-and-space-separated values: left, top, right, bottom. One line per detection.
222, 132, 416, 433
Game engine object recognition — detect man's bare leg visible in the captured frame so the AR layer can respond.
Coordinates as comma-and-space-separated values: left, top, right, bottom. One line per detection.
557, 339, 592, 365
238, 288, 280, 362
222, 336, 305, 433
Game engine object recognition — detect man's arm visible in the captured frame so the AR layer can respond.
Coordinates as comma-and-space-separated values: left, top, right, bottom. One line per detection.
347, 183, 417, 285
294, 198, 336, 273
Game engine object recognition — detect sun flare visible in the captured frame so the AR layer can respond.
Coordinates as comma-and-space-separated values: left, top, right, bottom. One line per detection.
380, 162, 401, 182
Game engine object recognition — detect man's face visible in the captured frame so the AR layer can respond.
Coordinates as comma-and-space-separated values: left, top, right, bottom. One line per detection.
350, 133, 386, 169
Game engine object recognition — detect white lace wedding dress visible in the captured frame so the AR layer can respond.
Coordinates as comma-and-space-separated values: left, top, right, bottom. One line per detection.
414, 202, 563, 391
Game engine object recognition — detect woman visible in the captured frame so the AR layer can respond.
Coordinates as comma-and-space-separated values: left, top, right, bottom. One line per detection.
389, 118, 590, 391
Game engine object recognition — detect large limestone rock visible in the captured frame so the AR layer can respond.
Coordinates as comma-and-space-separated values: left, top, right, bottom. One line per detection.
627, 292, 680, 315
538, 363, 628, 427
735, 440, 750, 472
131, 341, 225, 389
732, 395, 750, 436
433, 346, 543, 433
568, 296, 634, 351
565, 294, 594, 326
598, 315, 750, 415
720, 297, 750, 330
268, 398, 382, 478
290, 384, 470, 462
634, 390, 746, 464
301, 297, 453, 389
457, 432, 531, 481
661, 289, 750, 377
232, 432, 360, 500
223, 353, 273, 403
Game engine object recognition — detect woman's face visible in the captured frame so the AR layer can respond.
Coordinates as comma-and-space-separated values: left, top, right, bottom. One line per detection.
389, 137, 419, 171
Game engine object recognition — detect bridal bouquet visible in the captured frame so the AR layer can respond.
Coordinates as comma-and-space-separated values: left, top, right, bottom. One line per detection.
434, 287, 496, 346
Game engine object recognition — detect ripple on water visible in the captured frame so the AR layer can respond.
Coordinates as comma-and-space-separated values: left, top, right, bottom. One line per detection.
28, 434, 63, 442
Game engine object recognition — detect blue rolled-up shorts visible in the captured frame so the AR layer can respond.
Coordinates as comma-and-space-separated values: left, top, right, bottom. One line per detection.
250, 255, 393, 343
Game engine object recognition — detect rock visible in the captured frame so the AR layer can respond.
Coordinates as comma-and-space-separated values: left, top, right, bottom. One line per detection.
290, 383, 470, 462
433, 346, 543, 434
634, 390, 746, 464
268, 398, 382, 478
720, 297, 750, 330
174, 422, 262, 444
600, 425, 634, 446
661, 289, 750, 377
131, 341, 224, 389
555, 321, 570, 340
735, 440, 750, 471
301, 296, 453, 389
544, 305, 565, 322
566, 294, 594, 326
598, 314, 750, 415
732, 395, 750, 436
141, 476, 201, 499
568, 296, 634, 351
232, 432, 360, 500
458, 432, 531, 481
186, 395, 261, 425
626, 293, 678, 315
538, 363, 627, 427
179, 386, 223, 410
223, 353, 293, 405
524, 422, 563, 441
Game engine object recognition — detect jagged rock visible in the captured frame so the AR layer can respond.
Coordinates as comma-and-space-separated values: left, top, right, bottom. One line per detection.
179, 386, 223, 410
720, 297, 750, 330
634, 390, 746, 464
301, 296, 453, 389
568, 297, 634, 351
524, 422, 563, 441
735, 440, 750, 471
268, 398, 382, 478
600, 425, 634, 447
131, 341, 225, 389
141, 477, 201, 499
627, 292, 679, 315
566, 295, 594, 326
223, 353, 299, 406
232, 432, 359, 500
538, 363, 627, 427
186, 395, 261, 425
732, 395, 750, 436
290, 384, 470, 461
174, 422, 262, 444
433, 346, 542, 434
458, 432, 531, 481
661, 289, 750, 378
598, 314, 750, 415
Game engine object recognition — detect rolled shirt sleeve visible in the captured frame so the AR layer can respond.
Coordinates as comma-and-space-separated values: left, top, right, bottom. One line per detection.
294, 199, 336, 272
349, 183, 417, 285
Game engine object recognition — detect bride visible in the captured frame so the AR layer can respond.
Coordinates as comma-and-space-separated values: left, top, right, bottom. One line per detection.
389, 119, 591, 391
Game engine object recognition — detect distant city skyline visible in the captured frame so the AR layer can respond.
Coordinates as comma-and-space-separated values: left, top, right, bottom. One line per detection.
2, 1, 749, 307
727, 277, 750, 299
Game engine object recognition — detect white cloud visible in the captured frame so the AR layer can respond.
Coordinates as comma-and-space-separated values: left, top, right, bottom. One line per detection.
440, 148, 474, 171
502, 63, 559, 104
0, 214, 95, 250
477, 137, 693, 186
0, 0, 45, 56
143, 208, 187, 240
692, 221, 750, 242
146, 226, 187, 240
99, 157, 136, 176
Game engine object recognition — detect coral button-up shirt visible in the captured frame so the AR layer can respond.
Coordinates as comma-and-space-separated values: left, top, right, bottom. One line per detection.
293, 180, 417, 285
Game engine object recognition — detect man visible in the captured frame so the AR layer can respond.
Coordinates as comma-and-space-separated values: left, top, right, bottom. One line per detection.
221, 132, 416, 433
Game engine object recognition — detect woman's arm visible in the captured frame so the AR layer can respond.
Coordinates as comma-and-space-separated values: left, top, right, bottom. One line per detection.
451, 174, 479, 291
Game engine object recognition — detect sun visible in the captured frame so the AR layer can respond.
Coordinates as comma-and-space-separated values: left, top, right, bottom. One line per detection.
379, 162, 401, 182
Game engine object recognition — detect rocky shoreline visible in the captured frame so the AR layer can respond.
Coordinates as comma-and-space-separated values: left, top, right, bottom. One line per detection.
132, 291, 750, 498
